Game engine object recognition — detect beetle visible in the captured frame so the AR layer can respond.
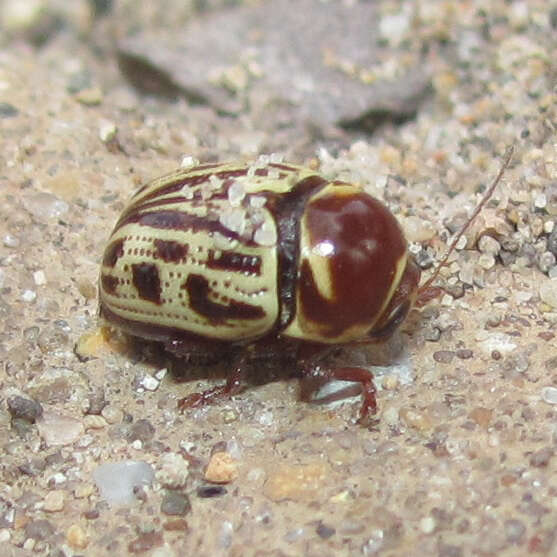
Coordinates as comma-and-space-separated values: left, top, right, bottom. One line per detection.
98, 149, 513, 423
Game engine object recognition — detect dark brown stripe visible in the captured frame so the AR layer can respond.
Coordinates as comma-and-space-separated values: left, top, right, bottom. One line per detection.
154, 239, 189, 263
207, 249, 261, 276
119, 190, 229, 222
268, 175, 329, 329
132, 262, 162, 304
103, 238, 125, 267
183, 274, 265, 323
113, 209, 259, 247
101, 274, 119, 294
132, 169, 248, 206
131, 166, 285, 207
269, 163, 298, 171
130, 166, 223, 200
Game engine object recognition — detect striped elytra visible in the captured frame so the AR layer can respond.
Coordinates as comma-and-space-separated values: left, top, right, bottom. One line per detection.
99, 159, 420, 348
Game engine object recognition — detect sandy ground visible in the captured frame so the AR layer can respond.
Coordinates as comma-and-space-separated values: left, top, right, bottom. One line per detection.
0, 1, 556, 556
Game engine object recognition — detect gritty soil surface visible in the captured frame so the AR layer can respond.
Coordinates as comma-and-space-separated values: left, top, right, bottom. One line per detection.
0, 1, 556, 556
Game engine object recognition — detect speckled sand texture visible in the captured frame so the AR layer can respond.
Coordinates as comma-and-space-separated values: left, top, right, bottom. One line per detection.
0, 1, 556, 556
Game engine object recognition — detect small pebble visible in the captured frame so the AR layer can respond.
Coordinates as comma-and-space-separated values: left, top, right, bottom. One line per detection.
67, 524, 89, 549
37, 410, 84, 446
154, 368, 167, 381
102, 405, 123, 424
23, 192, 69, 219
263, 462, 328, 502
539, 252, 556, 273
478, 235, 500, 255
0, 102, 18, 118
77, 277, 97, 300
160, 492, 191, 516
547, 225, 557, 255
468, 407, 493, 428
22, 290, 37, 302
163, 519, 189, 532
181, 155, 200, 168
433, 350, 455, 363
33, 270, 46, 286
7, 395, 43, 423
74, 484, 95, 499
25, 519, 55, 541
127, 419, 155, 443
93, 460, 155, 505
419, 516, 436, 534
139, 375, 160, 391
83, 415, 107, 430
316, 522, 335, 539
196, 485, 227, 498
539, 279, 557, 308
75, 86, 103, 105
99, 119, 117, 142
3, 233, 19, 247
478, 253, 496, 270
382, 375, 400, 390
399, 407, 432, 431
128, 530, 164, 554
218, 520, 234, 549
156, 453, 190, 489
504, 519, 525, 544
529, 447, 553, 468
84, 387, 106, 415
541, 386, 557, 404
205, 452, 238, 484
456, 349, 473, 359
42, 491, 65, 512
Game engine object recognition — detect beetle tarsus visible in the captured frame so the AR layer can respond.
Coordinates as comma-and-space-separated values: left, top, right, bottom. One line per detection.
178, 359, 244, 411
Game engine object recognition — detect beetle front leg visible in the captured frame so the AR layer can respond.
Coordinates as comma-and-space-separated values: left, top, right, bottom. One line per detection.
178, 353, 246, 411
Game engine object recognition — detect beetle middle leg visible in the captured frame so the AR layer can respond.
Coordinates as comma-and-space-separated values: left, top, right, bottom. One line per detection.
297, 345, 378, 424
178, 352, 247, 411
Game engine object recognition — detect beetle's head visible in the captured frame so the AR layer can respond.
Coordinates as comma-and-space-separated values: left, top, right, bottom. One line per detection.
284, 183, 420, 344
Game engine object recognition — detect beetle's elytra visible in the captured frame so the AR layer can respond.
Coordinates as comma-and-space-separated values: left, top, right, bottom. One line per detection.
98, 151, 512, 423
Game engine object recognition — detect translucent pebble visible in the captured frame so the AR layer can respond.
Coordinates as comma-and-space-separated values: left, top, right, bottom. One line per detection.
23, 192, 69, 219
22, 289, 37, 302
98, 120, 117, 142
33, 270, 46, 286
139, 375, 159, 391
534, 193, 547, 209
219, 208, 247, 236
227, 180, 246, 206
3, 234, 19, 247
92, 461, 155, 505
541, 386, 557, 405
180, 155, 199, 168
253, 219, 277, 246
539, 279, 557, 308
249, 196, 266, 208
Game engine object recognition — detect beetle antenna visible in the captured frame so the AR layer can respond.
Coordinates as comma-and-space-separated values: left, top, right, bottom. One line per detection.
416, 145, 514, 303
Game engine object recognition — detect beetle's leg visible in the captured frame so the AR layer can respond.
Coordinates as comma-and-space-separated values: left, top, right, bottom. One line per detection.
178, 353, 246, 411
297, 345, 377, 424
